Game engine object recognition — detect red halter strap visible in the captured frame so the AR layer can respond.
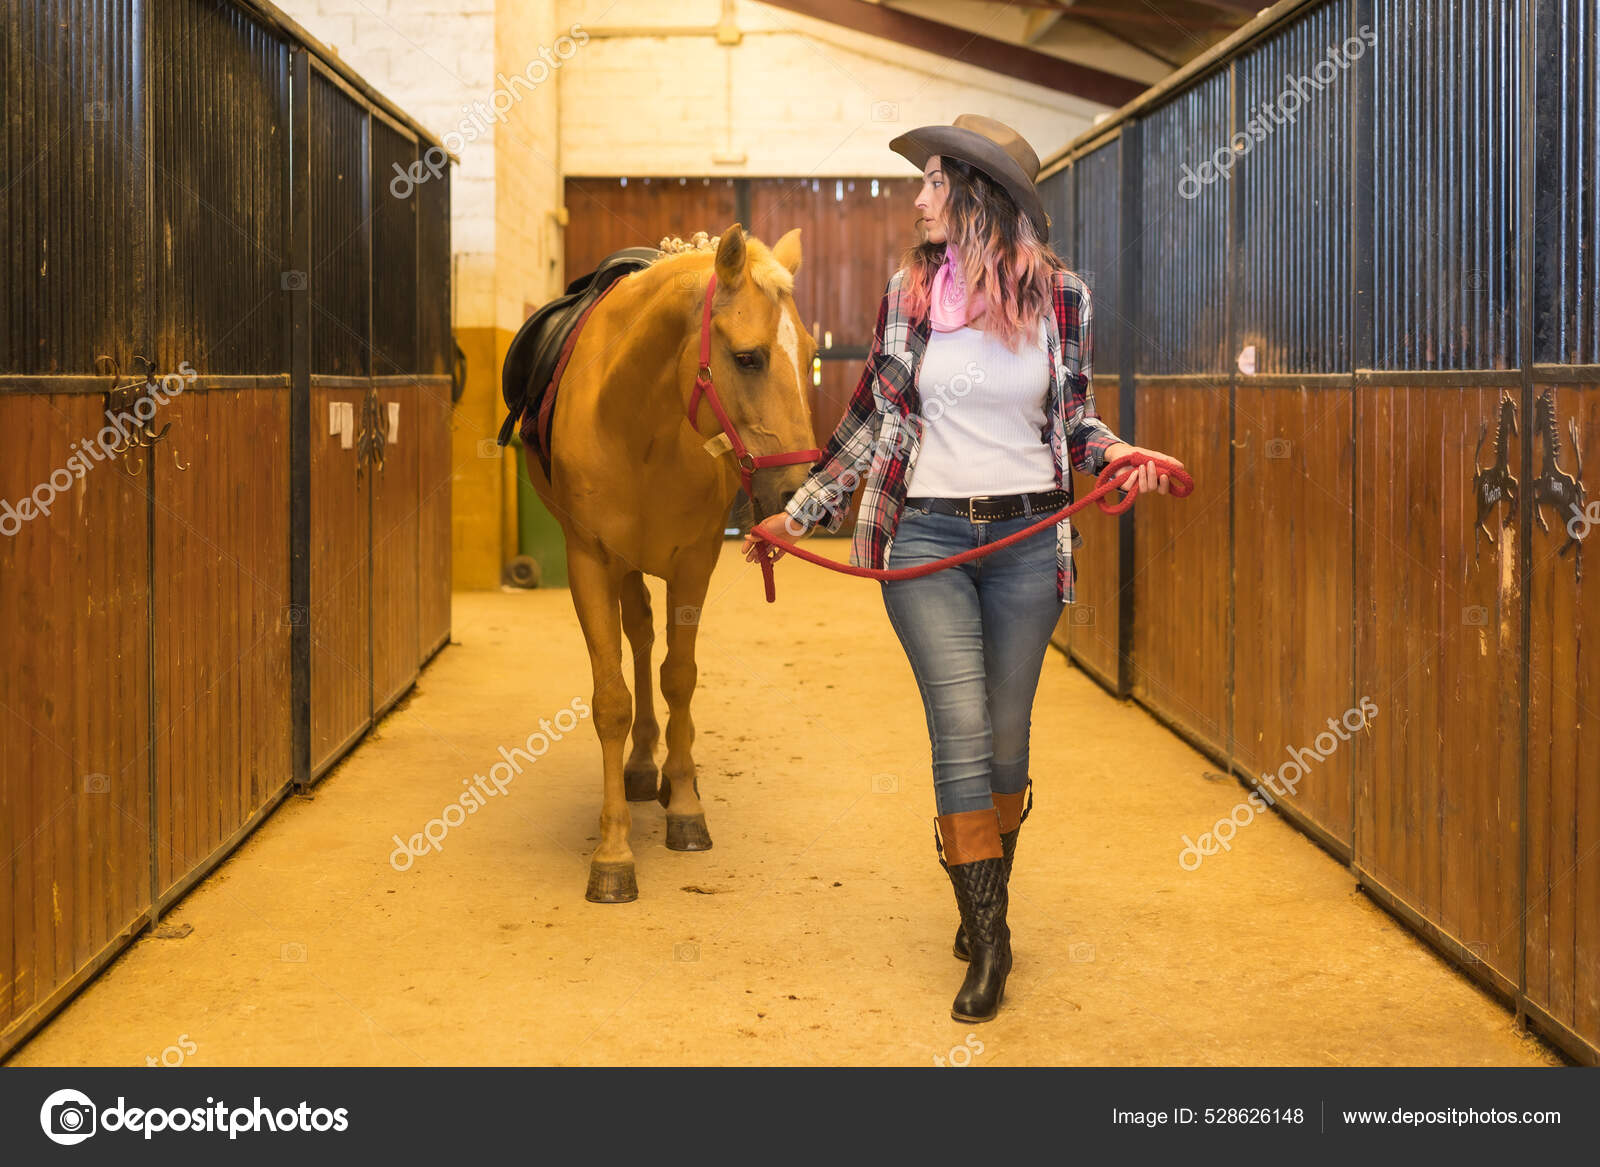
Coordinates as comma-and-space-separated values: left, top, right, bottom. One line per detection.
687, 274, 823, 499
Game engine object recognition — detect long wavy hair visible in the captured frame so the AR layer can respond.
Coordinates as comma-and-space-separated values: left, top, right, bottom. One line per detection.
900, 155, 1065, 352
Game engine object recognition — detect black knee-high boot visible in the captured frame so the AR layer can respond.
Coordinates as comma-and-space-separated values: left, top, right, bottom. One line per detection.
954, 782, 1031, 962
935, 808, 1012, 1023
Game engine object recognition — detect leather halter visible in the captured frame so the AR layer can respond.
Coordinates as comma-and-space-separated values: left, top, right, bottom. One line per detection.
686, 274, 823, 500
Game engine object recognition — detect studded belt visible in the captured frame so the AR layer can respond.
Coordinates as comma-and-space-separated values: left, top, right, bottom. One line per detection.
902, 488, 1070, 523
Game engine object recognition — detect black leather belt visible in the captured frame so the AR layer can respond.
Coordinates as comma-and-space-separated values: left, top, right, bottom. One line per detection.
903, 488, 1069, 523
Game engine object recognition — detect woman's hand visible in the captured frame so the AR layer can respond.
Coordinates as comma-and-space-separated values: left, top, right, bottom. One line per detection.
742, 513, 806, 564
1104, 443, 1185, 495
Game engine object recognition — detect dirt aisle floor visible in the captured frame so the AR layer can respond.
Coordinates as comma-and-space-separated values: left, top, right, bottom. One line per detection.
7, 539, 1562, 1067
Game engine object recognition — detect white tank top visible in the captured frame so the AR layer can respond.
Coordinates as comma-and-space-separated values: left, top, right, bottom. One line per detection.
903, 320, 1057, 497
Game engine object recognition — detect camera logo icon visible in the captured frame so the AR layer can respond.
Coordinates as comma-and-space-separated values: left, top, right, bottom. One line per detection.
40, 1088, 97, 1145
871, 101, 899, 122
1070, 605, 1095, 626
477, 438, 503, 459
1462, 605, 1489, 627
281, 270, 308, 292
1265, 438, 1291, 459
674, 941, 700, 962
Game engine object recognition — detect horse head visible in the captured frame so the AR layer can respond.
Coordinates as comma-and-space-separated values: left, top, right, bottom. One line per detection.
697, 223, 819, 521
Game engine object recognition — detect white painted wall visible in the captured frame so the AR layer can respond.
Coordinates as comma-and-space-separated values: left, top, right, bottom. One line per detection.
555, 0, 1111, 178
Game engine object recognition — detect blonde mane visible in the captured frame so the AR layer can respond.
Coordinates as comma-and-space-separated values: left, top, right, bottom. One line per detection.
654, 230, 794, 302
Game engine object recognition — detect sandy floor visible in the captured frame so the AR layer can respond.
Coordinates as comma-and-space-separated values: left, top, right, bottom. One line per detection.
6, 539, 1562, 1067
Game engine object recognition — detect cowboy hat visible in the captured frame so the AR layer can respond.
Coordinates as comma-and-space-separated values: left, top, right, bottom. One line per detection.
888, 114, 1050, 240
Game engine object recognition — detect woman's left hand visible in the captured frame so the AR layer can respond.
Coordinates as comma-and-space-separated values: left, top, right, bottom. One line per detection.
1104, 443, 1184, 496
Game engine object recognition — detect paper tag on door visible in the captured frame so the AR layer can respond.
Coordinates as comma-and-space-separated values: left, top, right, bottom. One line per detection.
387, 401, 400, 444
330, 401, 354, 449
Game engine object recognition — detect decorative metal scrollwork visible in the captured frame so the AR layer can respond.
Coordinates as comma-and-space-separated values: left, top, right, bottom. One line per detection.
1532, 388, 1586, 580
95, 353, 187, 474
356, 385, 387, 478
1472, 392, 1518, 562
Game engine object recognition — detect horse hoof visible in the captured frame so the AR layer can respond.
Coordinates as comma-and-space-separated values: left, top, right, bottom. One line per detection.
665, 814, 713, 852
624, 764, 659, 802
586, 860, 639, 902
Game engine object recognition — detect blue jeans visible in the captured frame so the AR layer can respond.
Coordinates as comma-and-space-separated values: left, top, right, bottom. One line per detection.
880, 503, 1066, 816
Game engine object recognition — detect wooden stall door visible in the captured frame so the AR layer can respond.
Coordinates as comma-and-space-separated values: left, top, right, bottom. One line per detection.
1525, 382, 1600, 1052
0, 395, 152, 1040
1132, 379, 1232, 749
311, 387, 372, 772
1231, 384, 1355, 848
153, 387, 293, 894
1064, 377, 1124, 682
417, 379, 453, 657
563, 177, 739, 278
372, 384, 421, 711
1353, 385, 1522, 986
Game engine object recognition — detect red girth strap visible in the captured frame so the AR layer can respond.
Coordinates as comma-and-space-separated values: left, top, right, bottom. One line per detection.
688, 274, 824, 498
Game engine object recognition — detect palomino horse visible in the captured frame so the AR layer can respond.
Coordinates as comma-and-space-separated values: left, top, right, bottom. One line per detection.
523, 225, 821, 902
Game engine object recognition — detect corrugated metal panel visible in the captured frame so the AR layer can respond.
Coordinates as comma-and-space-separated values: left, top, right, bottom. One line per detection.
1235, 0, 1355, 373
1073, 142, 1122, 377
310, 70, 369, 377
370, 117, 418, 376
1140, 69, 1231, 375
1535, 0, 1599, 364
2, 0, 145, 374
1371, 0, 1521, 370
417, 169, 452, 377
150, 0, 290, 374
1037, 165, 1072, 266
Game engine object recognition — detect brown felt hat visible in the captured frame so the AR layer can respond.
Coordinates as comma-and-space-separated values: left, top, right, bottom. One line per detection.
889, 114, 1051, 241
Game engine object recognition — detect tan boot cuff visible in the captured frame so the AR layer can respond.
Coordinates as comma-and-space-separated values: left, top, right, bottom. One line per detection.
993, 791, 1027, 834
936, 807, 1003, 864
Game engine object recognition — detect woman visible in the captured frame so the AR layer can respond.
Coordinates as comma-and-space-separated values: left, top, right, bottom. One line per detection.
743, 115, 1182, 1023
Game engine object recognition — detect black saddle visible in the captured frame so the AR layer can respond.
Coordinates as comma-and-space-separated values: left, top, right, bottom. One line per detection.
497, 245, 663, 470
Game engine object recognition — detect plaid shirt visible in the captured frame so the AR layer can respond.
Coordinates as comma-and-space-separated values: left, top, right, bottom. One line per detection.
783, 266, 1121, 604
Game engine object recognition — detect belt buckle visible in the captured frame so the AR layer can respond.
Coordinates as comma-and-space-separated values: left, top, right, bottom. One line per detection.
968, 494, 995, 523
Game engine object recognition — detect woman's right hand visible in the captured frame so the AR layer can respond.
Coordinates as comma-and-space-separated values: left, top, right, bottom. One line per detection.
742, 513, 806, 564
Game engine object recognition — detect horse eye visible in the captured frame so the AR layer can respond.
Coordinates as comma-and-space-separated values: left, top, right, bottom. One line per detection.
734, 351, 763, 371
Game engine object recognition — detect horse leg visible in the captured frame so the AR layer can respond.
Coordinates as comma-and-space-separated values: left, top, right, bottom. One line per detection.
619, 571, 661, 802
659, 566, 713, 851
567, 545, 639, 902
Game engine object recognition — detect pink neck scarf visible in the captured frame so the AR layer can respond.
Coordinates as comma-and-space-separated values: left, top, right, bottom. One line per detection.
929, 241, 987, 332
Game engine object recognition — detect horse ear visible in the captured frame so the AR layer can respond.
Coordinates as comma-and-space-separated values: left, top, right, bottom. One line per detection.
715, 223, 746, 289
771, 227, 802, 275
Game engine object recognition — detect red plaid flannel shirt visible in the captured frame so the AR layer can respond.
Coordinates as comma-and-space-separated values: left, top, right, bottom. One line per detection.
783, 266, 1121, 603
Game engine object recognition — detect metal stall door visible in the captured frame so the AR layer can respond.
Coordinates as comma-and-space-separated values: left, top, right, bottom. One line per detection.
369, 108, 422, 715
1523, 0, 1600, 1062
147, 0, 295, 903
0, 0, 155, 1052
306, 60, 375, 776
1350, 0, 1524, 991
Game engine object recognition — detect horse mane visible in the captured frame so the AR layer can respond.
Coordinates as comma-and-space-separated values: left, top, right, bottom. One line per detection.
652, 230, 794, 303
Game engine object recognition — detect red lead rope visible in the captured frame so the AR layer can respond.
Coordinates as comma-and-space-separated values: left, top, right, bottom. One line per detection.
747, 453, 1194, 603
